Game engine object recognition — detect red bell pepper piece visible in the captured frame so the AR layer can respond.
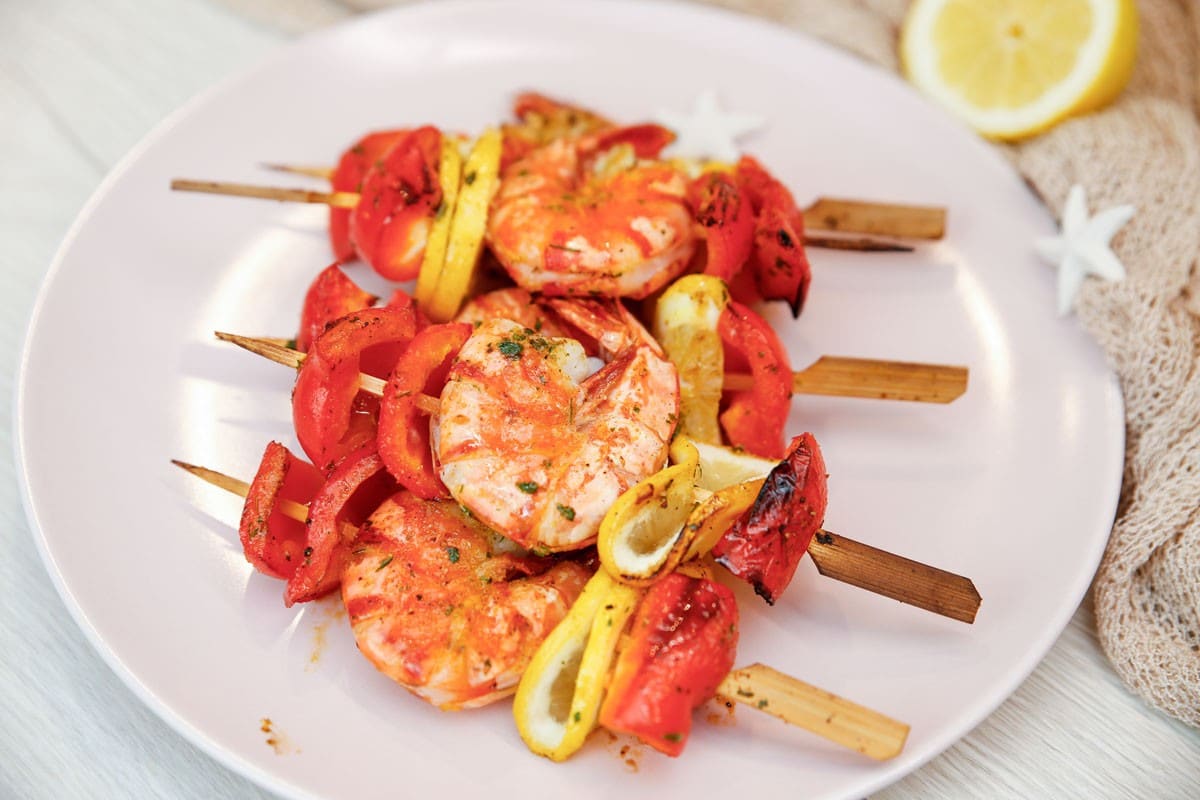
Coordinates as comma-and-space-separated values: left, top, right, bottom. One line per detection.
718, 300, 793, 459
378, 322, 473, 500
384, 287, 425, 313
359, 288, 429, 378
292, 305, 420, 472
691, 171, 755, 281
589, 123, 675, 161
350, 126, 443, 281
598, 573, 739, 757
284, 443, 397, 607
512, 92, 611, 127
329, 129, 410, 262
296, 264, 378, 353
734, 156, 813, 316
238, 441, 324, 580
711, 432, 828, 604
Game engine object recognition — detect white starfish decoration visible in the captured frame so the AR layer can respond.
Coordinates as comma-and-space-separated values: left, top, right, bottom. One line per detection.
1034, 184, 1135, 316
654, 90, 764, 163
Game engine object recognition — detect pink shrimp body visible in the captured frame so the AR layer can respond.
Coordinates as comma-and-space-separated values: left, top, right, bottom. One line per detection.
486, 133, 697, 299
342, 491, 589, 710
435, 316, 679, 551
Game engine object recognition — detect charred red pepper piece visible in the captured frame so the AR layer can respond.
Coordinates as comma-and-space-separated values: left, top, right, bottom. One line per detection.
712, 432, 828, 604
292, 305, 420, 472
238, 441, 324, 580
284, 443, 397, 607
378, 322, 473, 500
329, 129, 410, 262
296, 264, 378, 353
598, 573, 739, 757
691, 171, 754, 281
734, 156, 813, 316
350, 126, 443, 281
718, 300, 793, 459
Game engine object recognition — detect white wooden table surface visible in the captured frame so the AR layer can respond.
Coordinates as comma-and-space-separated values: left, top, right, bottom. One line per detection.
3, 1, 1198, 798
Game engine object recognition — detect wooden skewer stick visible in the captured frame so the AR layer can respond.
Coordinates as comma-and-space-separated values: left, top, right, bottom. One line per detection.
213, 332, 440, 414
258, 163, 944, 243
171, 460, 313, 520
718, 663, 909, 760
170, 178, 932, 252
809, 532, 980, 624
802, 198, 946, 240
170, 179, 359, 208
173, 458, 911, 759
171, 459, 360, 539
724, 356, 968, 404
802, 234, 913, 253
214, 332, 980, 623
215, 332, 967, 406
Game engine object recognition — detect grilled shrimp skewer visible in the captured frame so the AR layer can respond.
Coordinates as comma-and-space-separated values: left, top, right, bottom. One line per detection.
174, 460, 910, 757
207, 330, 979, 624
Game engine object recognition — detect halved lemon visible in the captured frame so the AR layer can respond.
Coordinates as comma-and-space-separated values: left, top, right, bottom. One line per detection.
901, 0, 1138, 140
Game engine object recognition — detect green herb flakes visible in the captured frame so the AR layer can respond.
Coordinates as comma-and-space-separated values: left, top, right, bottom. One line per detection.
497, 340, 523, 360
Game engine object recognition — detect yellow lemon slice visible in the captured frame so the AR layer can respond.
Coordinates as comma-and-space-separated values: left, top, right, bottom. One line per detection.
597, 440, 701, 585
683, 478, 764, 561
687, 438, 777, 493
652, 275, 730, 445
512, 571, 640, 761
901, 0, 1138, 140
413, 135, 463, 309
422, 127, 503, 321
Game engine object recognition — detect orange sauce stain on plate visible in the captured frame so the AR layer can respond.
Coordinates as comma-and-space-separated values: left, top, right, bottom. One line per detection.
308, 597, 348, 670
260, 717, 300, 755
603, 731, 643, 773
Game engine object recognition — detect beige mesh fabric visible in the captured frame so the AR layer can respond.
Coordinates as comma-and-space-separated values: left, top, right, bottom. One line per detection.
700, 0, 1200, 726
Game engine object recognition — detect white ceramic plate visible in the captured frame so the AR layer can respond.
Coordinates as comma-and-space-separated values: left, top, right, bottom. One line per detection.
15, 2, 1124, 798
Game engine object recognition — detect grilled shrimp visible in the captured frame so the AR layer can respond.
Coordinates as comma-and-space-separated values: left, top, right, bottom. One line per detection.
486, 126, 697, 299
435, 315, 679, 552
342, 491, 589, 710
